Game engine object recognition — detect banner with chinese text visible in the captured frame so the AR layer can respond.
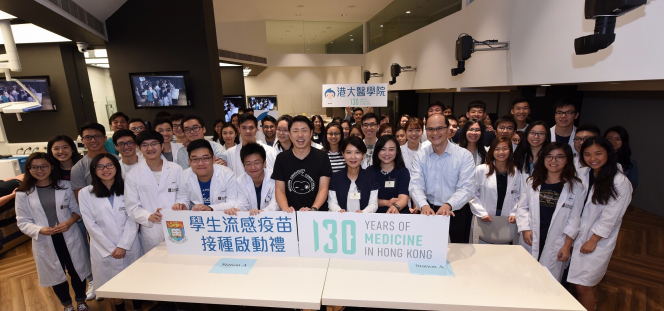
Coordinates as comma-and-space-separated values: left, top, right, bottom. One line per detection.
322, 83, 388, 107
161, 210, 299, 257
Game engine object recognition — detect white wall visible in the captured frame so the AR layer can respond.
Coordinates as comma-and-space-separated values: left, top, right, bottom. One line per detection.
86, 66, 115, 130
216, 20, 268, 58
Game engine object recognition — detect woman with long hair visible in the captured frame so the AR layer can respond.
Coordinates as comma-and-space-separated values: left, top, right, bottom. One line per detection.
567, 137, 633, 311
328, 137, 379, 213
15, 153, 91, 311
458, 120, 487, 166
377, 123, 394, 137
274, 115, 293, 154
340, 120, 352, 140
349, 124, 364, 139
47, 135, 82, 181
211, 119, 224, 144
219, 122, 239, 152
78, 154, 142, 311
311, 115, 325, 145
230, 113, 239, 129
399, 114, 410, 128
368, 135, 410, 214
514, 121, 551, 176
516, 143, 584, 282
400, 117, 430, 171
323, 122, 346, 173
604, 126, 637, 190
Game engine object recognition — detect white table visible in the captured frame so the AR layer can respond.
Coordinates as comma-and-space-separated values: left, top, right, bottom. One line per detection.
96, 243, 330, 310
322, 244, 585, 311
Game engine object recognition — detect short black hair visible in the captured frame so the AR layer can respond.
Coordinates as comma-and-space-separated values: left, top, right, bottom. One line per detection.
495, 115, 516, 129
428, 101, 444, 111
467, 100, 486, 112
128, 118, 145, 126
576, 123, 601, 137
361, 112, 378, 124
187, 139, 213, 157
553, 98, 578, 112
80, 122, 106, 137
261, 115, 277, 126
341, 136, 367, 154
109, 112, 129, 123
245, 107, 254, 113
155, 111, 171, 118
290, 115, 313, 131
136, 129, 164, 145
240, 143, 266, 163
182, 115, 205, 127
153, 117, 172, 129
353, 107, 364, 113
511, 97, 529, 108
446, 115, 458, 123
379, 114, 389, 123
170, 113, 185, 122
112, 129, 136, 145
239, 113, 258, 127
277, 115, 293, 127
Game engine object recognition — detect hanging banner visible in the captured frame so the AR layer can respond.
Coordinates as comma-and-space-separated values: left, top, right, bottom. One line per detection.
297, 212, 449, 265
161, 210, 299, 257
322, 83, 388, 107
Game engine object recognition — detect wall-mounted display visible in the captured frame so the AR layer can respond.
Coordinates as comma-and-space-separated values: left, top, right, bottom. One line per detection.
0, 76, 55, 111
130, 72, 191, 108
247, 95, 277, 111
223, 95, 243, 122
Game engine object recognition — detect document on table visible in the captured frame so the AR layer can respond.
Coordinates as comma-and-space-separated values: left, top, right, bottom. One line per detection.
209, 258, 257, 274
408, 261, 455, 276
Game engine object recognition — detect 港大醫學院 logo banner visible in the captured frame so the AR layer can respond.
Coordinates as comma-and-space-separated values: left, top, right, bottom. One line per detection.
322, 83, 388, 107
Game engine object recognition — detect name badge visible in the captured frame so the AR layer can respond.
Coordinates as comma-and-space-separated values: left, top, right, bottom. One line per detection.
60, 205, 65, 209
350, 192, 361, 200
168, 187, 178, 192
511, 190, 518, 194
218, 196, 226, 202
119, 206, 126, 211
385, 181, 395, 188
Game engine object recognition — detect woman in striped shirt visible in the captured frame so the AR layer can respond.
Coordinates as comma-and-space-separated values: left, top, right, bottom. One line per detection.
323, 122, 347, 173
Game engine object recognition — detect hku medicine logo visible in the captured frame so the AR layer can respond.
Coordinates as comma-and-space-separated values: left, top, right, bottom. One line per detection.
167, 221, 188, 244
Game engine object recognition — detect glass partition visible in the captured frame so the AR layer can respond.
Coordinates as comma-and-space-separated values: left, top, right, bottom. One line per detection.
266, 20, 363, 54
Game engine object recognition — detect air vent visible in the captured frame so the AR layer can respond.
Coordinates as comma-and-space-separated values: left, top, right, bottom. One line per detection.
218, 49, 267, 64
44, 0, 106, 36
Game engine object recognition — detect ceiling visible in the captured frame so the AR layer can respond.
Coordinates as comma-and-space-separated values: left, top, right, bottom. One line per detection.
67, 0, 127, 21
265, 20, 361, 45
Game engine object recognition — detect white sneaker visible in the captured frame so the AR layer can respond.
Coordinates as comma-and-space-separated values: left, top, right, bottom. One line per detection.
85, 283, 95, 301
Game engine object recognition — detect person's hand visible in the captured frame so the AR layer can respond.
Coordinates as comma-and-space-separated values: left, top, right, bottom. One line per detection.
282, 206, 295, 213
435, 204, 455, 217
39, 227, 57, 236
388, 198, 398, 205
224, 207, 240, 216
410, 207, 419, 214
172, 203, 187, 211
580, 239, 598, 254
481, 215, 493, 222
355, 210, 363, 213
214, 158, 227, 166
111, 247, 126, 259
249, 209, 261, 216
366, 107, 373, 113
486, 125, 494, 132
53, 220, 74, 233
148, 208, 163, 223
299, 207, 312, 212
192, 204, 212, 211
420, 205, 435, 216
338, 209, 346, 213
508, 215, 516, 223
387, 206, 399, 214
345, 106, 352, 115
523, 230, 533, 246
557, 245, 571, 262
183, 140, 190, 148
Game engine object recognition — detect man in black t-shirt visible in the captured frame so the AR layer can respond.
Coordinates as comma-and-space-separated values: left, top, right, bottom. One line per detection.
272, 115, 333, 212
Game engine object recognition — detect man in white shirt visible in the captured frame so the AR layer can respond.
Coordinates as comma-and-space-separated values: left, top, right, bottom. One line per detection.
361, 113, 379, 166
510, 97, 531, 132
550, 99, 579, 154
409, 114, 476, 243
112, 129, 140, 178
225, 114, 277, 176
173, 139, 239, 211
225, 143, 278, 216
176, 115, 226, 169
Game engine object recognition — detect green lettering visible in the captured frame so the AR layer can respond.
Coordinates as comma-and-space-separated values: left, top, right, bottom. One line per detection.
365, 233, 373, 244
416, 235, 422, 246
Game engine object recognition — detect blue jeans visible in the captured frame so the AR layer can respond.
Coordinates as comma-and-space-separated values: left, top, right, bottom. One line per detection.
76, 220, 93, 282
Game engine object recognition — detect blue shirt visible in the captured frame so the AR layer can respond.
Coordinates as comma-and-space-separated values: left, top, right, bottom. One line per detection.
105, 137, 119, 155
198, 179, 212, 205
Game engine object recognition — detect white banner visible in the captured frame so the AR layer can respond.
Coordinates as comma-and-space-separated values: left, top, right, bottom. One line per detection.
161, 210, 299, 257
297, 212, 449, 264
322, 83, 388, 107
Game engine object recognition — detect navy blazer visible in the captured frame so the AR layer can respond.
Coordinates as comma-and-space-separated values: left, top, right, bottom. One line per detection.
329, 168, 379, 211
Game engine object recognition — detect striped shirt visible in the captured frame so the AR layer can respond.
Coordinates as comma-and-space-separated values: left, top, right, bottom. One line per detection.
328, 151, 347, 173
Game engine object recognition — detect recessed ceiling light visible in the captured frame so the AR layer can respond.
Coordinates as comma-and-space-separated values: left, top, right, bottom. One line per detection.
348, 5, 355, 8
85, 58, 109, 64
307, 41, 310, 43
330, 42, 333, 43
295, 14, 301, 16
315, 35, 318, 37
307, 49, 310, 50
341, 14, 347, 16
380, 24, 383, 27
285, 30, 290, 32
84, 51, 90, 58
541, 84, 551, 87
406, 11, 411, 14
350, 39, 354, 41
93, 49, 107, 57
0, 23, 70, 44
243, 67, 251, 76
327, 27, 332, 29
297, 4, 304, 7
350, 35, 353, 36
219, 62, 241, 67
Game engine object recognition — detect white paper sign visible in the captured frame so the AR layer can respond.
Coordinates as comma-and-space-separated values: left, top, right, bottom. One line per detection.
322, 83, 388, 107
297, 212, 449, 264
161, 210, 299, 257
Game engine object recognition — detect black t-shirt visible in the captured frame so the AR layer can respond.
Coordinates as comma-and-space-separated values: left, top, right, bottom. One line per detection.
312, 132, 323, 145
555, 134, 571, 146
495, 172, 508, 216
254, 183, 262, 210
60, 168, 71, 181
538, 182, 563, 259
366, 166, 410, 214
271, 148, 333, 211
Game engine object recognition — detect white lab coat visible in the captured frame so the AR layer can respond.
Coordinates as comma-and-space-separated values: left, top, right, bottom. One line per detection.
125, 159, 182, 253
235, 168, 279, 211
78, 187, 142, 289
516, 178, 585, 282
550, 125, 577, 156
176, 164, 239, 211
15, 181, 91, 287
470, 164, 522, 218
225, 142, 277, 176
171, 142, 184, 163
565, 168, 632, 286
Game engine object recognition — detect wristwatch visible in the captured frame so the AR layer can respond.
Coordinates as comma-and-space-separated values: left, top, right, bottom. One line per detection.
311, 206, 319, 211
392, 203, 401, 211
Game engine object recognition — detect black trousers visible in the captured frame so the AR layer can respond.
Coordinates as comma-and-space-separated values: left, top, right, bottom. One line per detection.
431, 203, 472, 243
51, 232, 87, 306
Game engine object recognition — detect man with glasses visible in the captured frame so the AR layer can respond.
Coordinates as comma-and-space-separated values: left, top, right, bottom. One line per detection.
261, 115, 277, 147
176, 115, 226, 169
105, 112, 129, 155
225, 143, 278, 216
409, 114, 475, 243
170, 113, 187, 144
572, 124, 601, 170
550, 99, 579, 152
153, 117, 183, 163
494, 115, 517, 150
225, 114, 277, 176
128, 118, 147, 134
126, 130, 183, 254
112, 129, 140, 177
172, 139, 239, 212
361, 113, 379, 165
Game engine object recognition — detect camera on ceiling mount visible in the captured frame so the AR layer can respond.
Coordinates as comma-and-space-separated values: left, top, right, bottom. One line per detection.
389, 63, 416, 85
574, 0, 647, 55
76, 42, 89, 53
363, 70, 383, 84
451, 34, 509, 76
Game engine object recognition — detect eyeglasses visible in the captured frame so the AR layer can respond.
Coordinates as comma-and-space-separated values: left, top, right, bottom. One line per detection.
467, 128, 482, 133
425, 126, 448, 133
573, 137, 591, 144
183, 126, 202, 134
172, 123, 182, 129
544, 155, 567, 162
190, 156, 212, 164
529, 132, 546, 137
82, 134, 103, 142
362, 123, 377, 129
29, 165, 50, 172
555, 110, 576, 117
140, 141, 161, 149
117, 141, 135, 148
327, 132, 341, 136
277, 128, 289, 134
263, 125, 275, 130
498, 126, 515, 131
95, 163, 115, 171
130, 126, 145, 133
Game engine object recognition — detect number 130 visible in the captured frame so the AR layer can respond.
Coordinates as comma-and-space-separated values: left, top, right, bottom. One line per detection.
313, 220, 356, 254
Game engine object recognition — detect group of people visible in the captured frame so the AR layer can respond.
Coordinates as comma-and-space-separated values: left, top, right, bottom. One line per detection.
0, 83, 38, 103
14, 97, 636, 311
248, 97, 275, 110
133, 78, 179, 107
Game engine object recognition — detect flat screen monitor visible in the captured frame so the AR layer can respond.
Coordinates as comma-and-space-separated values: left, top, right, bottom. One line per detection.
247, 96, 277, 111
223, 95, 243, 122
0, 76, 55, 111
130, 72, 190, 108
